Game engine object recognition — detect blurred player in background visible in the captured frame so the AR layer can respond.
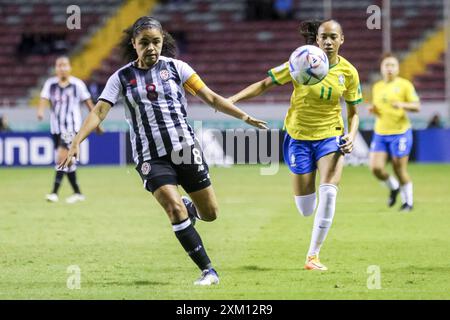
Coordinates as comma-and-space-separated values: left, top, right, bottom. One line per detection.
229, 20, 362, 271
60, 16, 267, 285
37, 56, 102, 203
369, 53, 420, 212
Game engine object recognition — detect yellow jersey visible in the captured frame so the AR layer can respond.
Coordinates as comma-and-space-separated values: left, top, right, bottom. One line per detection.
268, 55, 362, 140
372, 77, 419, 135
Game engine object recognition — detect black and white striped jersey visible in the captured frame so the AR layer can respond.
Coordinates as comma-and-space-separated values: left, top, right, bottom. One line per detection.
99, 56, 202, 164
40, 76, 91, 135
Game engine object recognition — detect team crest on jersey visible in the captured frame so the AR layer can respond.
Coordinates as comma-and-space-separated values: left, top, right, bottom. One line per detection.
141, 162, 151, 175
338, 74, 345, 85
160, 69, 170, 81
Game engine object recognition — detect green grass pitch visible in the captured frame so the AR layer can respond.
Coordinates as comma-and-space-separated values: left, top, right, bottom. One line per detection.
0, 164, 449, 299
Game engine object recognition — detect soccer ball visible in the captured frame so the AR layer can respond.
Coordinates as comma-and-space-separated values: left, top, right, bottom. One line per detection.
288, 45, 329, 85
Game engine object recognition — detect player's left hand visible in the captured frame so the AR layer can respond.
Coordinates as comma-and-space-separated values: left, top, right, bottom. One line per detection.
243, 115, 269, 130
95, 125, 105, 135
368, 105, 381, 116
339, 134, 353, 154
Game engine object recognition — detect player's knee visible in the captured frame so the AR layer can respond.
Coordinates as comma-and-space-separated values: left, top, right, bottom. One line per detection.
165, 201, 186, 221
294, 193, 317, 217
371, 165, 384, 177
200, 204, 219, 222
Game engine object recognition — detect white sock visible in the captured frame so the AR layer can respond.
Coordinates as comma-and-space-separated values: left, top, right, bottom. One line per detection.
400, 182, 413, 206
384, 175, 399, 190
294, 193, 317, 217
307, 184, 338, 257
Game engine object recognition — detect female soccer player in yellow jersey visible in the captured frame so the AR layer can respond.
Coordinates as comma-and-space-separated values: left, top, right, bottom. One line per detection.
369, 53, 420, 212
228, 20, 362, 271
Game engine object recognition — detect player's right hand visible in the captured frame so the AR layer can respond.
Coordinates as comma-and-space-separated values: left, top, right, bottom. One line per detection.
58, 144, 80, 169
339, 134, 353, 154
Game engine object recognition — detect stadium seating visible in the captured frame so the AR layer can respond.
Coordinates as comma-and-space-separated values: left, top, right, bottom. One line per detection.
0, 0, 123, 107
0, 0, 445, 106
413, 52, 446, 101
89, 0, 444, 104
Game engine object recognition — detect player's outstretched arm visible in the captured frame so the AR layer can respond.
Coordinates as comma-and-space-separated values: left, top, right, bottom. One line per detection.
196, 86, 268, 129
59, 101, 111, 168
228, 77, 275, 104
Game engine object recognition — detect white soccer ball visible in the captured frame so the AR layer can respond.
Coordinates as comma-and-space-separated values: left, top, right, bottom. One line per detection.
288, 45, 329, 85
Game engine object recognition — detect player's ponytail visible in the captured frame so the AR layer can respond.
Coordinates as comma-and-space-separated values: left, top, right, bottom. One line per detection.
299, 20, 322, 45
161, 30, 178, 58
120, 16, 178, 62
120, 25, 137, 62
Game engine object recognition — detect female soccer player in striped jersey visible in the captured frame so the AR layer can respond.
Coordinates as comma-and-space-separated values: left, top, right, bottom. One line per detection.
60, 16, 267, 285
228, 20, 362, 271
369, 53, 420, 212
37, 56, 102, 204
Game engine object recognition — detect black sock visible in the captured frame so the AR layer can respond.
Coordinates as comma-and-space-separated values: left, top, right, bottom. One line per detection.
173, 219, 212, 271
52, 171, 65, 194
67, 171, 81, 194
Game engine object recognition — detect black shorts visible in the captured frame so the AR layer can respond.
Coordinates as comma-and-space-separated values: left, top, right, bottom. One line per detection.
135, 144, 211, 194
52, 132, 76, 150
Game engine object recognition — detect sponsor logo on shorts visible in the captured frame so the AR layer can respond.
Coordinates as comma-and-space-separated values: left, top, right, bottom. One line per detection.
141, 162, 151, 175
198, 164, 205, 172
290, 154, 296, 167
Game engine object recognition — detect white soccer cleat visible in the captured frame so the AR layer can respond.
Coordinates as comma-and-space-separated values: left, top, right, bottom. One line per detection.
194, 268, 219, 286
46, 193, 59, 202
66, 193, 86, 204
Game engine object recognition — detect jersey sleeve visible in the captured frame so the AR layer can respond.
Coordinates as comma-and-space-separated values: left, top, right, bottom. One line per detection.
77, 79, 91, 101
183, 73, 206, 96
343, 67, 363, 105
174, 60, 206, 96
40, 79, 52, 100
268, 62, 292, 85
98, 72, 121, 106
404, 80, 420, 102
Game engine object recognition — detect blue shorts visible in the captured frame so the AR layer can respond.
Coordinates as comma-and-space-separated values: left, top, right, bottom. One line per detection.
370, 129, 413, 158
283, 132, 343, 175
